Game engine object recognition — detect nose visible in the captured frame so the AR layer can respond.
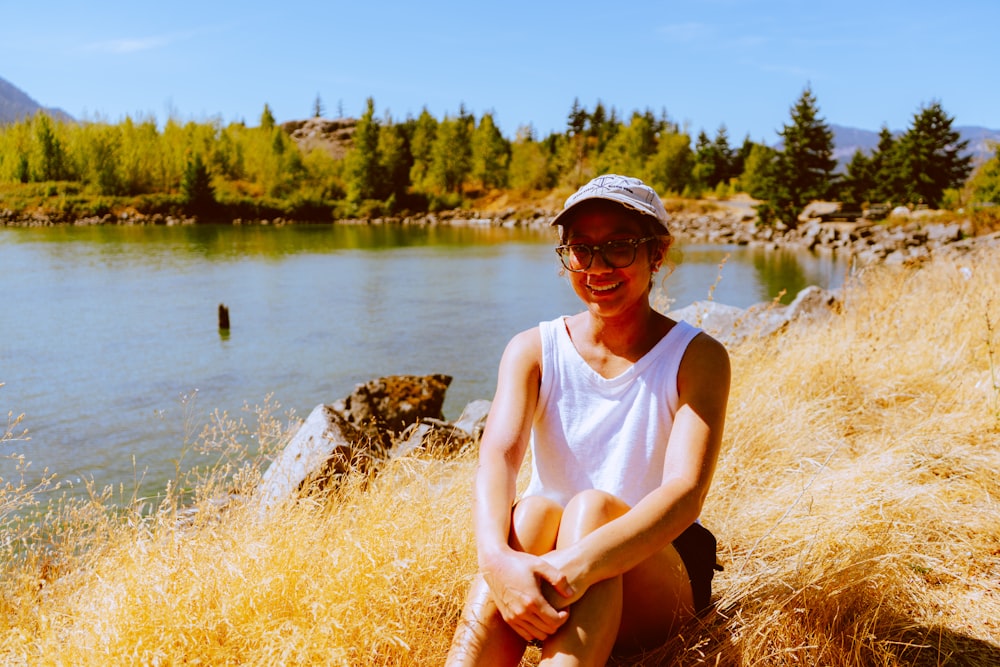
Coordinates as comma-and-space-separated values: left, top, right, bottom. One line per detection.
587, 249, 614, 273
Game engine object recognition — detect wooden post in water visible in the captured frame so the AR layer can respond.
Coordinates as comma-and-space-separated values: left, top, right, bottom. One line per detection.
218, 303, 230, 331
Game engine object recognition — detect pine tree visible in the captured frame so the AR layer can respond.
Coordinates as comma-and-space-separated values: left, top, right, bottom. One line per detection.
408, 108, 438, 192
894, 101, 972, 208
840, 149, 873, 205
33, 113, 69, 182
566, 98, 589, 187
761, 86, 837, 225
181, 152, 215, 211
259, 104, 276, 130
869, 126, 902, 204
345, 97, 383, 204
692, 126, 735, 190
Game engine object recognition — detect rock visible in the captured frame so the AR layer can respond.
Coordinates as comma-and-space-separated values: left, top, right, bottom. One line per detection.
254, 404, 379, 513
255, 374, 459, 513
669, 285, 840, 347
452, 399, 492, 440
333, 374, 452, 438
391, 399, 491, 459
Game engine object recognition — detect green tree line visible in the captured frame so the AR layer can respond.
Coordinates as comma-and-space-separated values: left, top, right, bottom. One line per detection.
1, 91, 997, 225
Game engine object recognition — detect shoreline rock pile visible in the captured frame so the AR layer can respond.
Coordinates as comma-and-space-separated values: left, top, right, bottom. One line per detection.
254, 374, 490, 513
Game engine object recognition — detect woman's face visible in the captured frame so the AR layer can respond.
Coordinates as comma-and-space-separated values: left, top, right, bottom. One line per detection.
561, 203, 662, 320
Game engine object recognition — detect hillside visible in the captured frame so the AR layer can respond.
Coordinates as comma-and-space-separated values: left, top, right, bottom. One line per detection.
0, 75, 73, 125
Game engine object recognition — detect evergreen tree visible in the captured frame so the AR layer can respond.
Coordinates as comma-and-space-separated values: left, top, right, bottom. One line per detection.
894, 101, 972, 208
733, 135, 754, 183
33, 113, 69, 182
692, 126, 735, 191
761, 86, 837, 225
565, 98, 589, 187
312, 94, 324, 118
344, 97, 383, 204
869, 126, 902, 204
259, 104, 276, 130
408, 108, 438, 192
840, 149, 873, 205
567, 98, 587, 138
377, 115, 412, 206
181, 152, 215, 211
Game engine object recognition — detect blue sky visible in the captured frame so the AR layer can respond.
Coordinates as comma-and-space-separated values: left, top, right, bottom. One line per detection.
2, 0, 996, 143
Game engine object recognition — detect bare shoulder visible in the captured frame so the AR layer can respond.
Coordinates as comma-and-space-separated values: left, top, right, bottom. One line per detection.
503, 327, 542, 365
677, 330, 731, 397
496, 326, 543, 386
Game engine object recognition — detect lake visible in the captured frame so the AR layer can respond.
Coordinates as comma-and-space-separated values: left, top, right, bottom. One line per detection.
0, 223, 847, 500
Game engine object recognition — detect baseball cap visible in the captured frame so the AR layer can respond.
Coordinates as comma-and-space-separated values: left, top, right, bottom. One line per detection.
550, 174, 670, 234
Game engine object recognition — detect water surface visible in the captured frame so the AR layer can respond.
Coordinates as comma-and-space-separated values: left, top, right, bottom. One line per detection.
0, 224, 846, 498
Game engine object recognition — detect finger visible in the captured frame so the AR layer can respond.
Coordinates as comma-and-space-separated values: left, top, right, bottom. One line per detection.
522, 600, 569, 636
536, 563, 575, 599
513, 610, 567, 642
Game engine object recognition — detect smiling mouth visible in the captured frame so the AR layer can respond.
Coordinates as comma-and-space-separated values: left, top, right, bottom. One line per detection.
588, 282, 622, 293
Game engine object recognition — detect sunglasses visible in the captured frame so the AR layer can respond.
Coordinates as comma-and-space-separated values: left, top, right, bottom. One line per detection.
555, 237, 657, 272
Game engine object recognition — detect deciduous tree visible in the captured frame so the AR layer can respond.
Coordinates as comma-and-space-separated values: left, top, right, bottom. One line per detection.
471, 112, 509, 190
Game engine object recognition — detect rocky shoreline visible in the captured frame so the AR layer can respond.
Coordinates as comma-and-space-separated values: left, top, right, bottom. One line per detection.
4, 201, 999, 263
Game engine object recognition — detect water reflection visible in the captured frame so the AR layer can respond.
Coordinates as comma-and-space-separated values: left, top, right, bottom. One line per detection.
1, 225, 847, 501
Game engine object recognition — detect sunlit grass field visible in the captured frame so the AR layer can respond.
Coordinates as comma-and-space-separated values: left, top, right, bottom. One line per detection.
2, 248, 999, 666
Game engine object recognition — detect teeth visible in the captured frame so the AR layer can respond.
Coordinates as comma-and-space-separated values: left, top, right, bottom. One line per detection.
589, 283, 620, 292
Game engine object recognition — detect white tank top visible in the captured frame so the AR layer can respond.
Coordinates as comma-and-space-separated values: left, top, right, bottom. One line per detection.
523, 316, 701, 507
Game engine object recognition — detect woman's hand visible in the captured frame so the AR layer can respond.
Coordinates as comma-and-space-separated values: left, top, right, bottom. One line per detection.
481, 550, 575, 641
538, 545, 592, 610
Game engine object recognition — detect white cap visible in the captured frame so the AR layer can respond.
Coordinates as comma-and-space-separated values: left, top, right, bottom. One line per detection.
550, 174, 670, 233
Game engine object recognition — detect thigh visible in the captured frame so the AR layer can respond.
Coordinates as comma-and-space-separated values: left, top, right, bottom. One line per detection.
616, 542, 694, 654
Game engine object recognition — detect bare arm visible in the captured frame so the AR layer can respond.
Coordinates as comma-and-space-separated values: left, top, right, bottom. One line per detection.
544, 332, 731, 600
474, 328, 573, 640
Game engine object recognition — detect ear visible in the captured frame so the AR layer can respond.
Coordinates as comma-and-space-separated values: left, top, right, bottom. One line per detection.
649, 237, 671, 271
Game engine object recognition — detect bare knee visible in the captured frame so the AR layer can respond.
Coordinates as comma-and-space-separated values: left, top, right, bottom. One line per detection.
559, 490, 630, 545
511, 495, 563, 554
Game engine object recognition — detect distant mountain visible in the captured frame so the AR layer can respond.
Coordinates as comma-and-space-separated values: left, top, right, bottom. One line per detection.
830, 123, 999, 169
0, 75, 74, 124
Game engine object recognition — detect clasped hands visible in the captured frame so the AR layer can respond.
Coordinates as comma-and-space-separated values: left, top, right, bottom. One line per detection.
481, 548, 585, 642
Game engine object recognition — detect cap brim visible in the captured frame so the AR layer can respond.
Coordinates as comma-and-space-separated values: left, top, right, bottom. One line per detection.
550, 195, 668, 232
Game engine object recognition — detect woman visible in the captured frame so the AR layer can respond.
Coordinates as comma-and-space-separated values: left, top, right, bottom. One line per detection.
446, 175, 730, 666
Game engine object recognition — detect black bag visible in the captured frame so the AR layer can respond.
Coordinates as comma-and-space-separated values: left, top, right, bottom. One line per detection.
672, 522, 723, 614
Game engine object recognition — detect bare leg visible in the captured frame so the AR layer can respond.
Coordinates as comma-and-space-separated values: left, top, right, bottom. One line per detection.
538, 490, 695, 665
539, 490, 627, 667
446, 496, 563, 667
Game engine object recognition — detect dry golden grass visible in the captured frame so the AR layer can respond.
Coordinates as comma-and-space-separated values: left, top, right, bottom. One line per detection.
3, 250, 1000, 665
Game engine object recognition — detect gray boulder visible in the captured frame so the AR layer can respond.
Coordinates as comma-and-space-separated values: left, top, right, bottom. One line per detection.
254, 404, 375, 513
255, 374, 460, 513
669, 285, 840, 347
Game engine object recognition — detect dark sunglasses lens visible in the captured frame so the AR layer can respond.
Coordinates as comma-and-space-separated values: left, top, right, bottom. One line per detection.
603, 241, 637, 268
